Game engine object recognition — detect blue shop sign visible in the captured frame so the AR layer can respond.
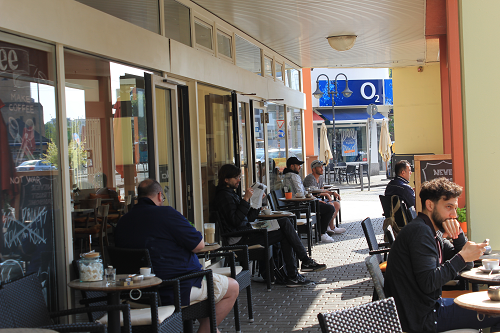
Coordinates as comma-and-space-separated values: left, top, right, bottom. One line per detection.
318, 79, 391, 107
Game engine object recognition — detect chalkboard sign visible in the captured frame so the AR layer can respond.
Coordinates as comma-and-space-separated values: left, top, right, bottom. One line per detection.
414, 154, 452, 212
390, 153, 434, 179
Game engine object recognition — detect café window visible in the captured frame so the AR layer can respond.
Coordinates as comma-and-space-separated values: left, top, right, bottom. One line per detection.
195, 19, 213, 51
235, 35, 262, 76
287, 107, 303, 161
217, 30, 232, 59
164, 0, 191, 46
264, 56, 273, 78
0, 32, 61, 311
285, 63, 301, 91
275, 61, 283, 81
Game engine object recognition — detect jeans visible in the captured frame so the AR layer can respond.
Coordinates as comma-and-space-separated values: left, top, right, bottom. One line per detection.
437, 297, 500, 332
317, 201, 335, 234
236, 217, 307, 277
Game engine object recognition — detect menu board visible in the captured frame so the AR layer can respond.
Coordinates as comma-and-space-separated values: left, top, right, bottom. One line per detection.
414, 154, 452, 212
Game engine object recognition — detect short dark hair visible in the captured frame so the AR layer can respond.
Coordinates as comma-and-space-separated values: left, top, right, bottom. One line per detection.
419, 177, 462, 209
138, 179, 162, 198
395, 160, 410, 176
217, 164, 240, 187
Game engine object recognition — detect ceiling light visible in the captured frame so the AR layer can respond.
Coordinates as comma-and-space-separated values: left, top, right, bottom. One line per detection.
327, 35, 357, 52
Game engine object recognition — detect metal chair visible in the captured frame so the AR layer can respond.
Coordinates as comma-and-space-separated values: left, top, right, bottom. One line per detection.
361, 217, 391, 273
379, 194, 411, 229
0, 273, 128, 333
318, 297, 402, 333
365, 255, 386, 301
345, 165, 357, 184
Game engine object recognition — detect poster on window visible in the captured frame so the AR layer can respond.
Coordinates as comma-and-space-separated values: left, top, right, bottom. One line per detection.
341, 129, 357, 157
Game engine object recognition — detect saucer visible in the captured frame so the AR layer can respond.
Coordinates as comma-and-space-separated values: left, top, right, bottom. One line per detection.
479, 267, 500, 274
143, 274, 156, 279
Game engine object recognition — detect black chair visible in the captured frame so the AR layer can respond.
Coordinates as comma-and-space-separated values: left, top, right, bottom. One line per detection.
361, 217, 390, 273
379, 195, 411, 229
365, 255, 386, 301
0, 273, 129, 333
318, 297, 402, 333
384, 225, 396, 245
345, 165, 357, 184
107, 247, 216, 333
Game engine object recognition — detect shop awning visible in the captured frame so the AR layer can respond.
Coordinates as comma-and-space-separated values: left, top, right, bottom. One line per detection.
315, 108, 386, 123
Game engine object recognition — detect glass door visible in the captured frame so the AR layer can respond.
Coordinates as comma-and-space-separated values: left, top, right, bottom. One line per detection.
234, 93, 252, 190
147, 75, 178, 209
253, 105, 267, 186
267, 103, 286, 191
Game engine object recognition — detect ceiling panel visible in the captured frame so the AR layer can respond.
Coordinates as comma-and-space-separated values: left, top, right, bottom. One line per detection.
191, 0, 426, 68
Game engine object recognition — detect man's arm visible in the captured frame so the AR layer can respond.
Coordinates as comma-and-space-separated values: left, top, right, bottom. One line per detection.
192, 239, 205, 253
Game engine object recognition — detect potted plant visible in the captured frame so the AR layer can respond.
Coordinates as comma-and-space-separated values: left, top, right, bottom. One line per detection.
457, 207, 467, 233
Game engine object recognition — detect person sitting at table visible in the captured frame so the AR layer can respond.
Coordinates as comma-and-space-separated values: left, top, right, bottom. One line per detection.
213, 164, 326, 288
385, 160, 415, 210
283, 157, 337, 243
303, 159, 345, 236
114, 179, 239, 333
384, 177, 500, 332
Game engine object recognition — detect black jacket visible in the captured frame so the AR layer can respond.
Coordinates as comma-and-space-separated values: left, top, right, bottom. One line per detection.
385, 175, 416, 208
213, 186, 260, 235
384, 213, 469, 333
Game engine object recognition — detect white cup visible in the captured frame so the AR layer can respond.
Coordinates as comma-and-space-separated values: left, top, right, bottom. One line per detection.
295, 192, 304, 198
262, 208, 272, 215
140, 267, 151, 276
482, 259, 499, 270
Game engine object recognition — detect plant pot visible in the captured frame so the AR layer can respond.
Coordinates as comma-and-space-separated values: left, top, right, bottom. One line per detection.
284, 192, 292, 199
459, 221, 467, 234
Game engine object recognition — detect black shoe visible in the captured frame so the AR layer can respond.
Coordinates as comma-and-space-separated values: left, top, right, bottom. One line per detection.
301, 258, 327, 272
285, 274, 314, 287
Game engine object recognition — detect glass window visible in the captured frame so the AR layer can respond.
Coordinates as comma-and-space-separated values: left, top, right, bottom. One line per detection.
264, 56, 273, 77
195, 20, 213, 50
287, 107, 303, 161
235, 35, 262, 76
0, 32, 61, 311
238, 102, 249, 191
253, 108, 266, 185
285, 63, 300, 91
76, 0, 160, 33
198, 84, 233, 223
164, 0, 191, 47
267, 103, 286, 191
217, 31, 232, 59
275, 62, 283, 81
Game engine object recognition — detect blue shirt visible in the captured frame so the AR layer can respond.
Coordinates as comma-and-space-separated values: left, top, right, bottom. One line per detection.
114, 197, 203, 306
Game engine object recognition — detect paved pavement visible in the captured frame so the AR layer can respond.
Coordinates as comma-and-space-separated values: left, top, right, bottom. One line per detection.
217, 174, 390, 332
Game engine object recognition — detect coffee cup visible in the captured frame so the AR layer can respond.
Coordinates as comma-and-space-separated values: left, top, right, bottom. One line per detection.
204, 223, 216, 244
140, 267, 151, 276
262, 208, 272, 215
482, 259, 499, 270
295, 192, 304, 198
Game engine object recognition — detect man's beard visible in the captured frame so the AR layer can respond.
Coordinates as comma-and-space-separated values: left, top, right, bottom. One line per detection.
432, 208, 445, 232
228, 182, 239, 190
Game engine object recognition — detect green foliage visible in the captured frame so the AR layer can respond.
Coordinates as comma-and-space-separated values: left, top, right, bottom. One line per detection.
456, 207, 466, 222
43, 140, 59, 168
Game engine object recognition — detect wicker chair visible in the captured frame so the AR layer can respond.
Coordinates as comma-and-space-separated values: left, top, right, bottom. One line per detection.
0, 273, 131, 333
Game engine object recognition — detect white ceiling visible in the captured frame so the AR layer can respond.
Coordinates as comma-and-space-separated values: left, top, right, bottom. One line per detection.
191, 0, 426, 68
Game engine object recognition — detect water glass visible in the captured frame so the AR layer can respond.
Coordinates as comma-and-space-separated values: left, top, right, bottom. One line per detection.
105, 267, 116, 285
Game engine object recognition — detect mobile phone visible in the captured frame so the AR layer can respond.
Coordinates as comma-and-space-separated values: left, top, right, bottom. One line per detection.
484, 239, 490, 245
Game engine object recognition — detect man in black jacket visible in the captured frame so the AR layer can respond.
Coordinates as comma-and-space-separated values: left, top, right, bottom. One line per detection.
385, 160, 415, 209
385, 177, 499, 332
213, 164, 326, 287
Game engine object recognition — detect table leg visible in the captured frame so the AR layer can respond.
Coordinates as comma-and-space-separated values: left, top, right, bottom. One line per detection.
107, 292, 122, 333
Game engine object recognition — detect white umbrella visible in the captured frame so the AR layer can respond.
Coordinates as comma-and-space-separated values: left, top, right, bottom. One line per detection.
379, 119, 392, 166
319, 123, 333, 163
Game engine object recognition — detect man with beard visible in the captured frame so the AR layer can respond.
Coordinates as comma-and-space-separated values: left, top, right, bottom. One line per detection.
213, 164, 326, 288
384, 177, 499, 332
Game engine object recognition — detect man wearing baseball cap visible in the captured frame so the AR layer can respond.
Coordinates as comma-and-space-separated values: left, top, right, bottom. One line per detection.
283, 157, 337, 243
303, 160, 345, 236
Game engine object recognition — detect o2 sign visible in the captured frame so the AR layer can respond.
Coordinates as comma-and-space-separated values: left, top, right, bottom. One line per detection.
318, 79, 389, 107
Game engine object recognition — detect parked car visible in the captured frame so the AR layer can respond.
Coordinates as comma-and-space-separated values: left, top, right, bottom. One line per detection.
16, 160, 57, 171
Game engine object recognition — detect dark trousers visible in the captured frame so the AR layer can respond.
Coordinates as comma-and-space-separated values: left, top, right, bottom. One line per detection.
437, 297, 500, 332
236, 217, 308, 277
317, 201, 335, 234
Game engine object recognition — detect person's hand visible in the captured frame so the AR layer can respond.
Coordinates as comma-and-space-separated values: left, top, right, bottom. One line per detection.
333, 192, 341, 201
323, 193, 332, 201
243, 187, 254, 202
459, 241, 487, 262
442, 218, 461, 239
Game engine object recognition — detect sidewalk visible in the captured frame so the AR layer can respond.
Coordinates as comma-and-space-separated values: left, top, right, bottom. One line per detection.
217, 179, 388, 332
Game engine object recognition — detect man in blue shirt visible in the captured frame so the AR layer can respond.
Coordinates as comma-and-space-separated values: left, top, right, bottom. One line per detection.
115, 179, 238, 333
385, 160, 415, 208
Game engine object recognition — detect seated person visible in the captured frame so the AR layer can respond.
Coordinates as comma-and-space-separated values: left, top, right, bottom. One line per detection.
283, 157, 338, 243
385, 177, 498, 332
303, 160, 345, 236
95, 173, 121, 211
213, 164, 326, 288
115, 179, 239, 333
385, 160, 415, 209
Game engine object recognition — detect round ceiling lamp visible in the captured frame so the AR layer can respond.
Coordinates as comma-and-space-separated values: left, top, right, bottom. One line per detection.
327, 35, 357, 51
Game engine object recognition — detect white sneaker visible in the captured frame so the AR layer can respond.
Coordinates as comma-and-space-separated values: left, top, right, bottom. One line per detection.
321, 233, 335, 243
332, 226, 346, 234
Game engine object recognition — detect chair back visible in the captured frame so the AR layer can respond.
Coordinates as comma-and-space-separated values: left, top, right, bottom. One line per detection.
380, 195, 410, 234
346, 165, 356, 174
272, 189, 288, 209
384, 225, 396, 245
365, 255, 386, 300
107, 247, 153, 275
361, 217, 382, 263
0, 274, 53, 328
317, 297, 402, 333
267, 193, 277, 211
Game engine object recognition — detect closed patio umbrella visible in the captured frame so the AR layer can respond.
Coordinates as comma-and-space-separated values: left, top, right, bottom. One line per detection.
319, 123, 333, 181
379, 119, 392, 175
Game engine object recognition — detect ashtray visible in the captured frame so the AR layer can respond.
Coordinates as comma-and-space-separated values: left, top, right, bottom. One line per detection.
488, 286, 500, 301
132, 275, 144, 281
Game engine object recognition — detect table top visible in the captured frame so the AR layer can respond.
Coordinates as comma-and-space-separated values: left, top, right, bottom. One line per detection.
199, 244, 221, 253
278, 197, 315, 202
460, 267, 500, 285
259, 211, 295, 218
68, 274, 161, 292
455, 291, 500, 316
72, 208, 94, 214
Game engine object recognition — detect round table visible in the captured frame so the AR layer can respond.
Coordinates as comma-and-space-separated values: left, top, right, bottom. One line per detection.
69, 275, 162, 333
455, 291, 500, 316
460, 267, 500, 286
258, 211, 295, 219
